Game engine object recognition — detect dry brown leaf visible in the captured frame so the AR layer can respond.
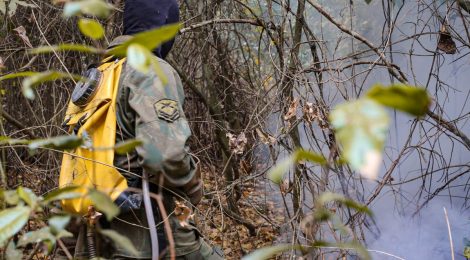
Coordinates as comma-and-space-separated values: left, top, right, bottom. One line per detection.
303, 102, 318, 123
438, 23, 456, 54
280, 179, 290, 195
226, 132, 248, 155
174, 200, 193, 228
283, 99, 299, 121
239, 159, 252, 175
13, 26, 33, 48
255, 128, 276, 146
0, 57, 5, 70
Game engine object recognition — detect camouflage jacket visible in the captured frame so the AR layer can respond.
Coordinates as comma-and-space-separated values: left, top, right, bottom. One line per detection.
108, 36, 204, 259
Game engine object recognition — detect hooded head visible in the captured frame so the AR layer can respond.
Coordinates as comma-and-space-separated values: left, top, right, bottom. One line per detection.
123, 0, 180, 59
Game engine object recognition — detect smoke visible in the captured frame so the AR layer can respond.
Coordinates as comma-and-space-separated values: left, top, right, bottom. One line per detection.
368, 199, 469, 260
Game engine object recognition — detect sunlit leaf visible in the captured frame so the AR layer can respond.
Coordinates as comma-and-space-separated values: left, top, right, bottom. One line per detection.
17, 187, 38, 208
367, 84, 431, 116
43, 186, 82, 203
114, 139, 143, 155
78, 18, 104, 40
268, 149, 326, 184
48, 215, 71, 235
127, 43, 152, 74
88, 189, 119, 221
63, 0, 112, 18
464, 246, 470, 258
5, 241, 22, 260
317, 192, 372, 216
1, 190, 20, 205
242, 244, 305, 260
0, 0, 5, 15
22, 71, 79, 100
17, 227, 55, 248
0, 205, 31, 245
29, 135, 83, 151
267, 156, 295, 184
107, 23, 181, 57
330, 99, 389, 179
29, 44, 103, 54
0, 71, 37, 81
99, 229, 139, 256
295, 149, 327, 164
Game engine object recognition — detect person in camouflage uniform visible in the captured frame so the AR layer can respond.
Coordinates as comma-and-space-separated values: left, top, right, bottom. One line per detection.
72, 0, 224, 259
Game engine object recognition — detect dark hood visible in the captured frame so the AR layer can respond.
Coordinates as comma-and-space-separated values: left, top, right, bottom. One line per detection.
123, 0, 180, 59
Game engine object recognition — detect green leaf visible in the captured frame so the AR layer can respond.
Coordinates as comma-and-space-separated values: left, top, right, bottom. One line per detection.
17, 187, 38, 208
317, 192, 372, 216
127, 43, 152, 74
464, 246, 470, 258
43, 186, 82, 203
22, 71, 78, 100
99, 229, 139, 256
295, 149, 327, 164
242, 244, 304, 260
28, 135, 83, 151
367, 84, 431, 116
0, 71, 37, 81
17, 227, 55, 248
0, 205, 31, 245
107, 23, 181, 57
1, 190, 20, 205
268, 149, 326, 184
29, 44, 103, 54
88, 189, 119, 221
267, 156, 295, 184
63, 0, 112, 18
0, 0, 6, 15
114, 139, 143, 155
78, 18, 104, 40
330, 99, 389, 180
48, 215, 71, 235
5, 241, 22, 260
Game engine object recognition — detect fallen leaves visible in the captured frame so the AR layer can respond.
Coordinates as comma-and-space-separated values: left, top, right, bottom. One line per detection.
303, 102, 328, 128
283, 99, 298, 121
13, 26, 33, 48
174, 200, 194, 228
227, 132, 248, 155
255, 128, 276, 146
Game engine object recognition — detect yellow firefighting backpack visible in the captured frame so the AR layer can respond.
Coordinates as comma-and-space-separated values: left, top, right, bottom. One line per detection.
59, 58, 127, 215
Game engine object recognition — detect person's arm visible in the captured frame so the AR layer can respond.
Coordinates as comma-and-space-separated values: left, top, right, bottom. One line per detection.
124, 61, 202, 205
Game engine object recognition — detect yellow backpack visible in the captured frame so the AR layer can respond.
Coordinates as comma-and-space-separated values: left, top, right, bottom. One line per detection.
59, 58, 128, 215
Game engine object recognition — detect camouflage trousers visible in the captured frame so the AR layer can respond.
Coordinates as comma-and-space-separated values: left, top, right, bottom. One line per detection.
67, 207, 224, 260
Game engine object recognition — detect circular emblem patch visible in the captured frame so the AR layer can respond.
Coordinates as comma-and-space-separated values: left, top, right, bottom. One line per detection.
154, 99, 180, 122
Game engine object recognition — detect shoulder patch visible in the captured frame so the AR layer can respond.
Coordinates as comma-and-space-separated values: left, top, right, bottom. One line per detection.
154, 99, 180, 122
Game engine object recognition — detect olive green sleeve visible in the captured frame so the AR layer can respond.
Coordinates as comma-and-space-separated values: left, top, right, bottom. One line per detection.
123, 60, 194, 188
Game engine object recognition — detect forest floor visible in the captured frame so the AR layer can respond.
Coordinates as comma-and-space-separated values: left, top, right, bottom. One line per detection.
196, 166, 284, 259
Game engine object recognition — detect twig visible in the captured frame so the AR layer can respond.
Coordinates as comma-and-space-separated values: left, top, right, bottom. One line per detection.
305, 0, 408, 83
180, 19, 275, 34
0, 110, 36, 138
444, 207, 455, 260
427, 111, 470, 150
